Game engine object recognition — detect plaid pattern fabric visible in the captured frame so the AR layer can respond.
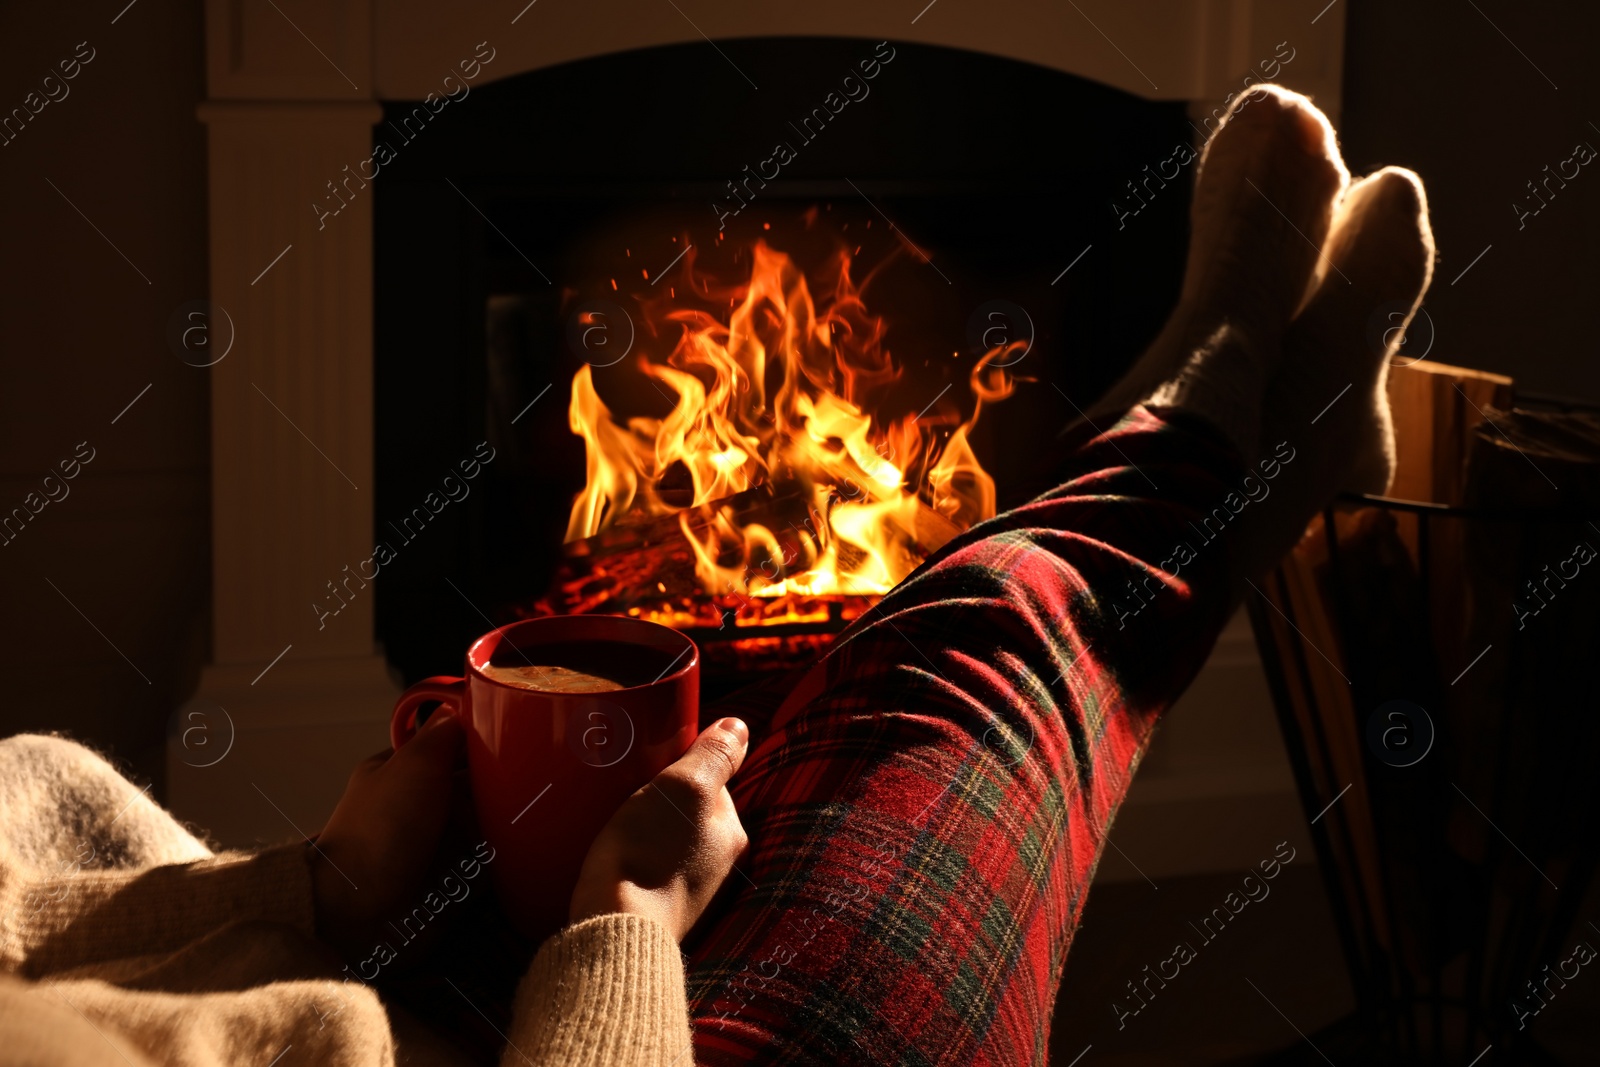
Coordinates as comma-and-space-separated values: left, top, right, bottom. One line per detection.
683, 406, 1246, 1065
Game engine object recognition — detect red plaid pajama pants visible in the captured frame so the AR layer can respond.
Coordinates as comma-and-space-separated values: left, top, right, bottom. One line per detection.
683, 406, 1247, 1065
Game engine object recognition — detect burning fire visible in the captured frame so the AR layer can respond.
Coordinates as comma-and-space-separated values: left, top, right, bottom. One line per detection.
565, 240, 1016, 603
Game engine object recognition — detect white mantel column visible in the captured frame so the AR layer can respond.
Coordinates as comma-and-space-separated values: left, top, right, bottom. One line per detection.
171, 0, 397, 846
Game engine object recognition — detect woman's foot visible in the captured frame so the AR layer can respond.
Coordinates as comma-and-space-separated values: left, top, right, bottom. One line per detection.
1231, 166, 1436, 582
1085, 86, 1349, 460
1274, 167, 1437, 494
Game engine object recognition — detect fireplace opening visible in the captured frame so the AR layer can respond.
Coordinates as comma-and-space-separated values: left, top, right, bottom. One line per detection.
374, 36, 1193, 697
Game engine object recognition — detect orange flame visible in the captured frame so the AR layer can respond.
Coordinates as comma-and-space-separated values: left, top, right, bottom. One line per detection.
566, 241, 1014, 600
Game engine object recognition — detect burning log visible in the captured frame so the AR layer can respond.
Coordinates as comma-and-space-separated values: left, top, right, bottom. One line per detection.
530, 480, 957, 637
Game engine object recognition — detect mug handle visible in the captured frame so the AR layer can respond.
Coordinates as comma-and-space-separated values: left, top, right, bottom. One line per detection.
391, 676, 466, 749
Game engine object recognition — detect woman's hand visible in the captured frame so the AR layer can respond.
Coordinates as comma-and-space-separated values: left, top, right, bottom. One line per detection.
309, 711, 467, 961
569, 717, 751, 940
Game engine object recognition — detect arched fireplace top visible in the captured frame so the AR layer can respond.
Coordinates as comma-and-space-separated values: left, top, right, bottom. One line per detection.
204, 0, 1343, 119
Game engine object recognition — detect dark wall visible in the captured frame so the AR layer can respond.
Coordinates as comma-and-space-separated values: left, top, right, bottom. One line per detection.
1340, 0, 1600, 402
0, 2, 211, 791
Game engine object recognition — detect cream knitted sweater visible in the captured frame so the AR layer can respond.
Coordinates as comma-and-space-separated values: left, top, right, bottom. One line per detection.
0, 734, 693, 1066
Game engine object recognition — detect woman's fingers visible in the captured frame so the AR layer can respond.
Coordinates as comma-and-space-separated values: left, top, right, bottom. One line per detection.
569, 718, 751, 939
311, 713, 467, 961
662, 718, 750, 796
391, 709, 464, 778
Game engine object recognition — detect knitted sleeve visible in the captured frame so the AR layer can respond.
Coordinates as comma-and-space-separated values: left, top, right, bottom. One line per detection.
505, 914, 694, 1067
0, 842, 317, 978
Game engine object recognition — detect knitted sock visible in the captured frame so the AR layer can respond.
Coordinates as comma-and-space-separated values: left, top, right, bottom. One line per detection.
1086, 85, 1348, 461
1231, 166, 1436, 585
1143, 322, 1271, 464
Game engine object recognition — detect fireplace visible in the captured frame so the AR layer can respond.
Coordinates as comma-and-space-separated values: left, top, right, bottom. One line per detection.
370, 37, 1194, 698
178, 0, 1345, 847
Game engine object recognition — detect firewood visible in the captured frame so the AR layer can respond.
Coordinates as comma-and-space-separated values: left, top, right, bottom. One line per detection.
1277, 513, 1392, 950
1385, 361, 1514, 506
1383, 361, 1514, 671
534, 485, 960, 627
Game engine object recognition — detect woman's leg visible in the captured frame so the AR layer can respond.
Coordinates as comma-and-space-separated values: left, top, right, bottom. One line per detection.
682, 84, 1433, 1065
686, 406, 1246, 1066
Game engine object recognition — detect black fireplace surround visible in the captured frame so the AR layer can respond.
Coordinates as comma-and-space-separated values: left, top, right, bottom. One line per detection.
374, 36, 1193, 684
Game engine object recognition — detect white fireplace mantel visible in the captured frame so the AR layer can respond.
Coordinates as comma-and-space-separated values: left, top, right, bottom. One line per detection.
174, 0, 1342, 849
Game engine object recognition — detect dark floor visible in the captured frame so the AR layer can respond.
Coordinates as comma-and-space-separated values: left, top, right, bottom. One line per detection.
1050, 867, 1600, 1065
1050, 866, 1350, 1066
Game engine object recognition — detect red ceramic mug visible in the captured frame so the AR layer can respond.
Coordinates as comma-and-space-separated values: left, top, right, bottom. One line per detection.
391, 615, 700, 941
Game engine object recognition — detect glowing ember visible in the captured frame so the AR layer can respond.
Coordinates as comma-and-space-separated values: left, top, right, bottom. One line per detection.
565, 240, 1016, 604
